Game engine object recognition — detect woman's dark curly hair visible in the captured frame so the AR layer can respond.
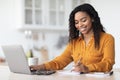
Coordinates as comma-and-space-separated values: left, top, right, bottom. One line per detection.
69, 3, 105, 49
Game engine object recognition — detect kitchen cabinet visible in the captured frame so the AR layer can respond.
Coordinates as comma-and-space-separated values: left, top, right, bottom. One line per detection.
19, 0, 89, 32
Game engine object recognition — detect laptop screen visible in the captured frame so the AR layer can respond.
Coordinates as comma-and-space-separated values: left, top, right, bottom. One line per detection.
2, 45, 31, 74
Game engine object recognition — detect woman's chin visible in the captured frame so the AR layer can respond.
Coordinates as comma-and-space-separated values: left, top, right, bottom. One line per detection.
81, 31, 88, 34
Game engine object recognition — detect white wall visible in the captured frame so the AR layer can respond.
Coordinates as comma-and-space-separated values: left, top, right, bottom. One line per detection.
90, 0, 120, 68
0, 0, 26, 57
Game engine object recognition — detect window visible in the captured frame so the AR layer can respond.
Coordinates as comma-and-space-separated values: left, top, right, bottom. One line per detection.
23, 0, 89, 31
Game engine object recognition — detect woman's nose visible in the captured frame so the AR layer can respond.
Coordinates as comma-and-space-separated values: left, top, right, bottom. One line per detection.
76, 22, 83, 28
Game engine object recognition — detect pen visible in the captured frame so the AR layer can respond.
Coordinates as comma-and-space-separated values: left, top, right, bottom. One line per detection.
71, 59, 81, 72
109, 71, 113, 76
80, 72, 84, 74
75, 59, 81, 66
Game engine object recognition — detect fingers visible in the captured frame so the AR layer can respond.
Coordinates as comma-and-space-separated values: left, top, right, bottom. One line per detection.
30, 64, 46, 71
76, 60, 81, 66
71, 64, 89, 73
71, 59, 82, 72
75, 58, 82, 66
71, 66, 82, 72
30, 65, 38, 70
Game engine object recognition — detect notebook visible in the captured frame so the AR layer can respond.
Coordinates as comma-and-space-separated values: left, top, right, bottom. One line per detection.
2, 45, 35, 74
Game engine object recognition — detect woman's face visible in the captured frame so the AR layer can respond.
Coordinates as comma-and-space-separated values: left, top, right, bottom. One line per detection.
74, 11, 93, 35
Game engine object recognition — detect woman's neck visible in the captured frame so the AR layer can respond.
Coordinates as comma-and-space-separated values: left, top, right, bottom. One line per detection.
83, 31, 93, 45
83, 31, 93, 39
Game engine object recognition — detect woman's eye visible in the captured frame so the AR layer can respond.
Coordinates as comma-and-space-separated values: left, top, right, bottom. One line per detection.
75, 21, 78, 24
81, 19, 86, 22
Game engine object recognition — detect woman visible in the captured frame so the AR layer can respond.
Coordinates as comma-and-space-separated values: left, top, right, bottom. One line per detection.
30, 3, 115, 73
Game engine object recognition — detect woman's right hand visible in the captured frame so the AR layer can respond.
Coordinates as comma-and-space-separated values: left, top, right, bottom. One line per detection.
30, 64, 46, 71
71, 59, 89, 73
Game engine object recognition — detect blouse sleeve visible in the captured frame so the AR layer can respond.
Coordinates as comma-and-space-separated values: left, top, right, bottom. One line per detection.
44, 43, 73, 70
86, 34, 115, 72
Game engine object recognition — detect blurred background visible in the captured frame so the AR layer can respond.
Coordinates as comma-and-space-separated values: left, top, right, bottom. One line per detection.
0, 0, 120, 69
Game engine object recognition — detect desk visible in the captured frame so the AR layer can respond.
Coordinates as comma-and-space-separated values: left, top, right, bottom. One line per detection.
0, 65, 120, 80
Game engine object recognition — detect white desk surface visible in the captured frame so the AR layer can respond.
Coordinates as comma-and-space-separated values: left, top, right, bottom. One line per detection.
0, 65, 120, 80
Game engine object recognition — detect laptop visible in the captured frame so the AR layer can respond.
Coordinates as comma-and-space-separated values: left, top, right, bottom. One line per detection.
2, 45, 56, 75
2, 45, 35, 74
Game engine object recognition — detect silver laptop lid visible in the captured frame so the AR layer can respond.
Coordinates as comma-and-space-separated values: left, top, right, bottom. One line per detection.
2, 45, 31, 74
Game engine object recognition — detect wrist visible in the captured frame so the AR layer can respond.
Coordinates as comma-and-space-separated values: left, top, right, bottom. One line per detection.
40, 64, 46, 70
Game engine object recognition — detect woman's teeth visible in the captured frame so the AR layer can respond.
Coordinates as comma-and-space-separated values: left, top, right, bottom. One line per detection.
80, 28, 86, 31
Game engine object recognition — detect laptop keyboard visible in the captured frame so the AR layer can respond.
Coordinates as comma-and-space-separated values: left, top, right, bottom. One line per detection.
31, 70, 56, 75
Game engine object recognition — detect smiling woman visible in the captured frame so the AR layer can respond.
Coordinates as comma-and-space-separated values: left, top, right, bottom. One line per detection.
30, 3, 115, 73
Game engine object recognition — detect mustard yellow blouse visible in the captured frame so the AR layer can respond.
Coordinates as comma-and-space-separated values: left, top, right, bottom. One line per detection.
45, 32, 115, 72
